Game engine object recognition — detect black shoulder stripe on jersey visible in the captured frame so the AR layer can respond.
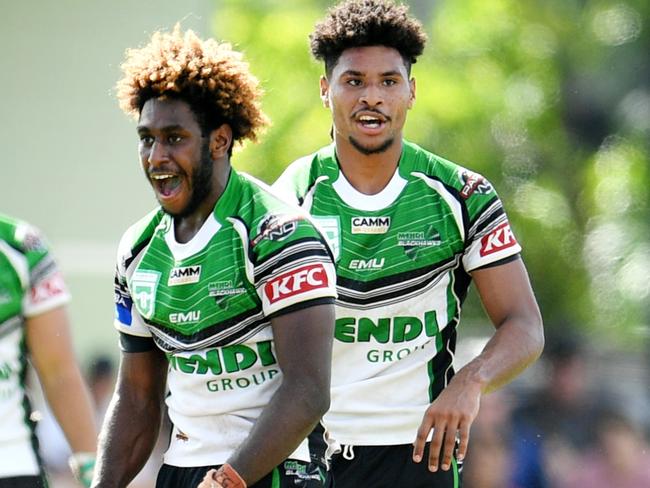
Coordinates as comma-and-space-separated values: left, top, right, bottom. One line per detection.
416, 173, 472, 245
144, 306, 268, 351
472, 253, 520, 271
253, 236, 331, 269
337, 254, 456, 293
124, 234, 155, 271
469, 196, 501, 231
266, 297, 335, 321
254, 247, 332, 282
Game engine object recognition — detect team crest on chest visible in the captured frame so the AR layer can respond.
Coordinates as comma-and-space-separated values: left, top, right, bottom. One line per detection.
312, 216, 341, 261
130, 270, 161, 319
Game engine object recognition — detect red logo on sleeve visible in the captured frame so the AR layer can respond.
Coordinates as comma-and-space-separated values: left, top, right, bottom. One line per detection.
479, 223, 518, 257
31, 272, 67, 304
264, 264, 329, 304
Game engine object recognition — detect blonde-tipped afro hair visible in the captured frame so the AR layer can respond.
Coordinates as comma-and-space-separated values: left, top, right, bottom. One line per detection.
117, 26, 268, 143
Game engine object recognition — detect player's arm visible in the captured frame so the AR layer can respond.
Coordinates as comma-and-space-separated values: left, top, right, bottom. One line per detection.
26, 305, 98, 455
413, 258, 544, 471
203, 303, 334, 487
92, 342, 167, 488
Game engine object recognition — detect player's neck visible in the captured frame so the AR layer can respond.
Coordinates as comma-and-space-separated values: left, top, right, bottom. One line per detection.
173, 165, 231, 243
335, 138, 403, 195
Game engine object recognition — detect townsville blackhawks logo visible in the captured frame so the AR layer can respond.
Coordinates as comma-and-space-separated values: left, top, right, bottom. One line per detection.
130, 270, 161, 319
398, 224, 442, 259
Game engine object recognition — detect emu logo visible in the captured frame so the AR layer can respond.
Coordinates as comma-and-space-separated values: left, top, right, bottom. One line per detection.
168, 266, 201, 286
351, 216, 391, 234
349, 258, 385, 270
169, 311, 201, 324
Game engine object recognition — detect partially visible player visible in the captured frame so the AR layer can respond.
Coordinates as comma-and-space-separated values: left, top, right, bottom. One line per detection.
0, 213, 97, 487
92, 27, 336, 488
273, 1, 545, 487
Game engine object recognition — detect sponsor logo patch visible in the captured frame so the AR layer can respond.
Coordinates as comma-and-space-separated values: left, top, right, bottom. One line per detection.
208, 281, 246, 297
480, 223, 517, 256
264, 263, 329, 304
168, 265, 201, 286
169, 310, 201, 324
252, 214, 302, 245
398, 225, 442, 260
31, 272, 67, 304
349, 258, 385, 270
459, 170, 493, 199
351, 216, 391, 234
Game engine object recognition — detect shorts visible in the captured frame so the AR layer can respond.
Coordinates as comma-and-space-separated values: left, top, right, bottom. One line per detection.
325, 443, 462, 488
156, 459, 325, 488
0, 475, 48, 488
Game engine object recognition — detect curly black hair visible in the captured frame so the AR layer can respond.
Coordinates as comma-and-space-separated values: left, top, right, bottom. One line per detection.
117, 25, 268, 144
310, 0, 427, 76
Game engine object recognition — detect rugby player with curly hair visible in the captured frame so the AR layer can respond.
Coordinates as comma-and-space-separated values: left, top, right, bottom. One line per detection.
93, 27, 336, 488
273, 1, 545, 486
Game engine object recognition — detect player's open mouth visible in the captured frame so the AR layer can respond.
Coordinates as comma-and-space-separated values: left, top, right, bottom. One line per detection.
355, 113, 387, 134
150, 173, 183, 199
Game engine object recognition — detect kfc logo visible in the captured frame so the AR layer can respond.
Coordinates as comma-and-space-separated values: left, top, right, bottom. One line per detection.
480, 223, 517, 256
31, 272, 67, 304
264, 264, 329, 304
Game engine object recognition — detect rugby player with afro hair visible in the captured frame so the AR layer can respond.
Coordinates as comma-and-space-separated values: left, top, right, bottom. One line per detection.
94, 26, 337, 488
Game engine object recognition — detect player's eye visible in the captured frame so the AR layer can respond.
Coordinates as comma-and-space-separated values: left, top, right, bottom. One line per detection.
168, 134, 183, 144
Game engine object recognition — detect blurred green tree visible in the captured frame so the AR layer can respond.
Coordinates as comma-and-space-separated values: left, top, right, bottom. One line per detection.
213, 0, 649, 347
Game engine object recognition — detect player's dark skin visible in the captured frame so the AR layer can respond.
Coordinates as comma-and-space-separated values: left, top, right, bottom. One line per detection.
321, 45, 544, 473
92, 98, 335, 488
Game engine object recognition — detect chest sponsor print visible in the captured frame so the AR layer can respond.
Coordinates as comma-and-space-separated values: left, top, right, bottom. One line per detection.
168, 265, 201, 286
397, 225, 442, 259
351, 216, 391, 234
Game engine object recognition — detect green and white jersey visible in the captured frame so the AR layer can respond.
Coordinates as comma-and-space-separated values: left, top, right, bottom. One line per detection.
114, 169, 336, 467
273, 140, 521, 446
0, 213, 70, 477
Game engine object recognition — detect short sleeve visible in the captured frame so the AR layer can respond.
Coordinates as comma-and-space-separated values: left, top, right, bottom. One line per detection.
113, 233, 152, 338
251, 213, 337, 317
459, 173, 521, 272
16, 223, 70, 317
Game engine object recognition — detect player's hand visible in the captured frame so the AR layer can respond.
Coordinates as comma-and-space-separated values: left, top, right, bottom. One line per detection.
68, 452, 95, 488
197, 464, 247, 488
412, 376, 481, 472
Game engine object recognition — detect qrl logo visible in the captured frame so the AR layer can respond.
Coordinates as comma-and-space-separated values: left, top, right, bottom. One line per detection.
480, 223, 517, 256
265, 264, 329, 304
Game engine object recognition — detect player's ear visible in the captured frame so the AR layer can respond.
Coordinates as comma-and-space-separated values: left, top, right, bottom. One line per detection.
320, 76, 330, 108
408, 78, 416, 109
209, 124, 233, 160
